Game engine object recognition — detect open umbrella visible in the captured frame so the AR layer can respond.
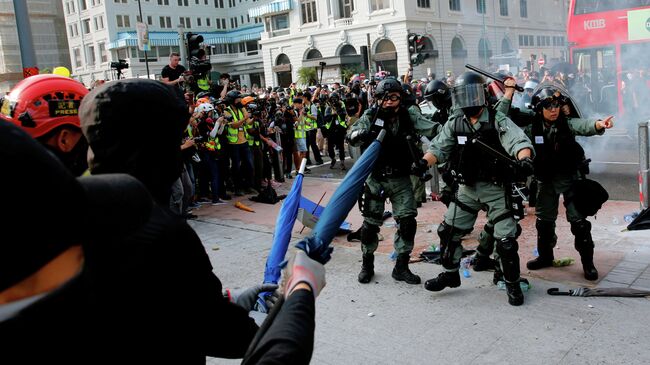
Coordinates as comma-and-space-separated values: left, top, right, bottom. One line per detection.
548, 287, 650, 297
627, 208, 650, 231
256, 159, 307, 312
295, 130, 387, 264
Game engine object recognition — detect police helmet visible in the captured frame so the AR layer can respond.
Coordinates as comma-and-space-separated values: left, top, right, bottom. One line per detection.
374, 78, 402, 99
329, 92, 341, 103
530, 87, 564, 112
423, 80, 451, 110
451, 72, 487, 110
401, 83, 416, 107
224, 90, 241, 105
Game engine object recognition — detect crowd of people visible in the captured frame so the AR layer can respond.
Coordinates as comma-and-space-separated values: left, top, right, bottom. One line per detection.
0, 49, 616, 361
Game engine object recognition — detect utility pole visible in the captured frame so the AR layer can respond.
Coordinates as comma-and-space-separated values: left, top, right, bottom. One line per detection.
13, 0, 38, 77
137, 0, 150, 78
178, 26, 187, 68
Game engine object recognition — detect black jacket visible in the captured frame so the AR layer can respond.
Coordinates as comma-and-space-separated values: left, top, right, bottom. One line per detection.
0, 204, 258, 364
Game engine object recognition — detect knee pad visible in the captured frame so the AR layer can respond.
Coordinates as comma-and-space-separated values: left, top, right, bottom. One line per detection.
483, 223, 494, 236
536, 219, 556, 242
437, 221, 455, 243
496, 237, 519, 259
515, 223, 522, 239
570, 219, 593, 250
360, 222, 380, 245
398, 216, 417, 242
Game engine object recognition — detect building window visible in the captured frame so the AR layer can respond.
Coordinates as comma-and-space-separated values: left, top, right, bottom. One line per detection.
94, 15, 105, 30
206, 18, 211, 26
147, 16, 153, 25
370, 0, 389, 11
99, 42, 108, 63
82, 19, 91, 34
222, 18, 226, 29
216, 18, 221, 29
214, 0, 224, 7
518, 34, 534, 47
157, 0, 169, 4
177, 0, 188, 5
114, 0, 127, 3
80, 0, 87, 10
449, 0, 461, 11
179, 17, 191, 28
339, 0, 354, 17
73, 48, 82, 68
417, 0, 431, 8
197, 18, 202, 26
301, 0, 317, 24
116, 15, 130, 28
499, 0, 508, 16
92, 0, 102, 5
519, 0, 527, 17
476, 0, 486, 13
88, 45, 96, 65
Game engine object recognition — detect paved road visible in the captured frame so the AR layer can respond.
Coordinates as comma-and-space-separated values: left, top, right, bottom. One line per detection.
193, 218, 650, 365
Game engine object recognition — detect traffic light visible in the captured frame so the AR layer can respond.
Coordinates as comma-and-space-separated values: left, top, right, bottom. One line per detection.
187, 32, 205, 60
360, 45, 369, 71
408, 33, 428, 66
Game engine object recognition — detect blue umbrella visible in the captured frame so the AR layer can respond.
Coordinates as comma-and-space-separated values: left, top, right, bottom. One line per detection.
256, 159, 307, 312
263, 158, 307, 284
296, 130, 386, 264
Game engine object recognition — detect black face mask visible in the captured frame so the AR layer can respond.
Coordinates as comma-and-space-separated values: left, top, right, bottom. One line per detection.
462, 106, 483, 119
44, 137, 89, 177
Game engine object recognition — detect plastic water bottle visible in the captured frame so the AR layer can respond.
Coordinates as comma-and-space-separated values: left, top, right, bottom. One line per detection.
389, 250, 397, 261
624, 214, 637, 223
533, 248, 539, 257
461, 258, 471, 278
496, 280, 506, 290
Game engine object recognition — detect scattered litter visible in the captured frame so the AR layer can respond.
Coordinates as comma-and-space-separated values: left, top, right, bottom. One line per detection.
351, 299, 355, 303
533, 248, 539, 257
588, 304, 594, 308
367, 312, 375, 317
212, 246, 220, 251
552, 257, 575, 267
319, 173, 334, 178
624, 212, 639, 223
384, 221, 397, 228
234, 201, 255, 212
579, 319, 585, 323
389, 251, 397, 261
461, 257, 472, 278
612, 217, 620, 225
496, 279, 530, 292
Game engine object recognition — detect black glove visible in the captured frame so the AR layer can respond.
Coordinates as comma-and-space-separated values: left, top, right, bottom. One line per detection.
347, 129, 371, 146
411, 158, 429, 177
516, 157, 534, 180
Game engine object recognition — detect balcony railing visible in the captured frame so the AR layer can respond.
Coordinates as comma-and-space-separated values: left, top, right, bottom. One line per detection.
334, 18, 353, 27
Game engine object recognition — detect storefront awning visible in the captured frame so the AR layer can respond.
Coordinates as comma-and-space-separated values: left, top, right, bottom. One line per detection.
248, 0, 292, 18
107, 27, 264, 50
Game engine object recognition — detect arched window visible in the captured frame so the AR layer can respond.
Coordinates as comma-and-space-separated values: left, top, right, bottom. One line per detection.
339, 44, 357, 56
306, 49, 322, 59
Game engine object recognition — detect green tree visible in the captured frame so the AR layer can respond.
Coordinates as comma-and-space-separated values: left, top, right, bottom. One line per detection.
340, 64, 362, 84
297, 66, 317, 87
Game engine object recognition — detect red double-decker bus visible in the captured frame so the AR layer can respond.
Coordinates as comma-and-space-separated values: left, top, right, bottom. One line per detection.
567, 0, 650, 119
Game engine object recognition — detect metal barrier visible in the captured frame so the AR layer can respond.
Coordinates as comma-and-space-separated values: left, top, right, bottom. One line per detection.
639, 121, 649, 209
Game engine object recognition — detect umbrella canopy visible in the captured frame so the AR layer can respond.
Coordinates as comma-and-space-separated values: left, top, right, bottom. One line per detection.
262, 159, 307, 285
548, 287, 650, 297
627, 208, 650, 231
296, 130, 386, 264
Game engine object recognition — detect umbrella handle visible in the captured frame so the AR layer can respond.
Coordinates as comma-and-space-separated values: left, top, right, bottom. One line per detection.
298, 158, 307, 175
376, 129, 386, 142
547, 288, 572, 296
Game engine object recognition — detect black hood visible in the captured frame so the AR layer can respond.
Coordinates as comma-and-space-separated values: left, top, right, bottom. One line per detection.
79, 79, 188, 205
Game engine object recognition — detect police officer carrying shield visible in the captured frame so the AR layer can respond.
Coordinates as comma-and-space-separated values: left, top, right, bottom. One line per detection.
418, 72, 535, 306
524, 84, 613, 281
347, 78, 438, 285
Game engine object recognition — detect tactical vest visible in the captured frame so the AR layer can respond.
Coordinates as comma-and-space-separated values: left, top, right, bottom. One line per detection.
304, 106, 317, 131
448, 109, 511, 186
294, 116, 306, 139
531, 115, 586, 182
225, 106, 247, 144
325, 102, 347, 129
367, 107, 416, 178
197, 76, 210, 91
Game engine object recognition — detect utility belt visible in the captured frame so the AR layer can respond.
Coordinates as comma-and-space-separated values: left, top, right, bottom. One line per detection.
450, 169, 506, 187
371, 165, 410, 179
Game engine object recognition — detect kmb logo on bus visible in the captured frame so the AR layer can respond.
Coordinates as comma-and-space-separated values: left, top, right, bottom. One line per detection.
584, 19, 606, 30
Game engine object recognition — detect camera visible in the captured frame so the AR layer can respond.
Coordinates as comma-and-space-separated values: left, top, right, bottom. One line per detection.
193, 136, 204, 142
110, 59, 129, 70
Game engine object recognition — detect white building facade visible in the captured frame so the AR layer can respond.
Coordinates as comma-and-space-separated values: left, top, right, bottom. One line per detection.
62, 0, 266, 87
252, 0, 570, 87
0, 0, 71, 93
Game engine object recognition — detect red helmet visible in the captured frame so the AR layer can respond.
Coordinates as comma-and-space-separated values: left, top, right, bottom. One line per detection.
0, 75, 89, 139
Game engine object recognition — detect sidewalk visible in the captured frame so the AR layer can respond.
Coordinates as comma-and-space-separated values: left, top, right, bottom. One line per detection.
193, 176, 650, 291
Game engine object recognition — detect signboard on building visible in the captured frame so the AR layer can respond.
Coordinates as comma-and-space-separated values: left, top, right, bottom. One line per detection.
628, 8, 650, 41
136, 22, 150, 51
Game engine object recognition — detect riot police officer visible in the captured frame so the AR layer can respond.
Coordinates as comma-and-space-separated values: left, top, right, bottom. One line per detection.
418, 72, 534, 306
347, 78, 438, 285
324, 93, 348, 170
423, 80, 452, 126
524, 84, 613, 281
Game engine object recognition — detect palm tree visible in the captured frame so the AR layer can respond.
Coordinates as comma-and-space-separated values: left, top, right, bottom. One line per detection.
297, 67, 318, 87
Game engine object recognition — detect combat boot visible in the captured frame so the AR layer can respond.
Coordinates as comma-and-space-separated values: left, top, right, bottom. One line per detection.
340, 160, 346, 171
505, 281, 524, 306
391, 253, 420, 284
472, 254, 496, 272
527, 219, 556, 270
424, 271, 461, 292
329, 158, 336, 169
358, 254, 374, 283
579, 246, 598, 281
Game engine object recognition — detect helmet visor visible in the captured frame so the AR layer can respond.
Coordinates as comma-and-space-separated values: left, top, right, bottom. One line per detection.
452, 84, 486, 109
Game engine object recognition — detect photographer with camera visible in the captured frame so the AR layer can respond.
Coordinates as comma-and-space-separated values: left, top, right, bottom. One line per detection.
323, 92, 348, 170
223, 91, 255, 196
161, 53, 186, 89
242, 96, 264, 193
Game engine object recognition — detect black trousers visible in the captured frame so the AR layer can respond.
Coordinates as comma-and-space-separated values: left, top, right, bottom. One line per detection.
327, 128, 345, 162
306, 129, 323, 164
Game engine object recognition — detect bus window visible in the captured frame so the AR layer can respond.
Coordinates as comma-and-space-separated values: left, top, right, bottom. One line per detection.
621, 42, 650, 121
573, 47, 617, 116
574, 0, 650, 14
